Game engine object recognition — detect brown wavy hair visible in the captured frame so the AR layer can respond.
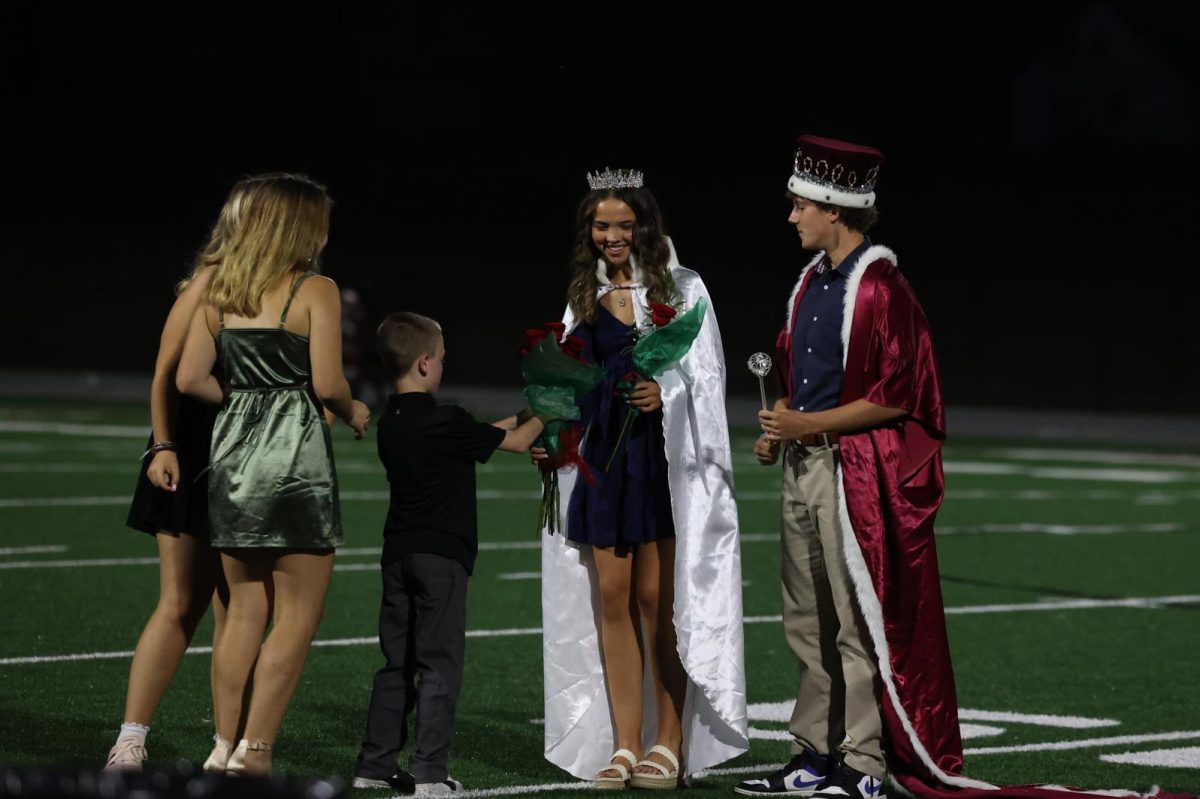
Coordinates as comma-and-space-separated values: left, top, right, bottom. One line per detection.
566, 186, 676, 324
192, 173, 332, 316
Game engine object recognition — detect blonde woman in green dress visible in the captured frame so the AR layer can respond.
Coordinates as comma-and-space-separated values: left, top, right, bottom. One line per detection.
178, 173, 370, 775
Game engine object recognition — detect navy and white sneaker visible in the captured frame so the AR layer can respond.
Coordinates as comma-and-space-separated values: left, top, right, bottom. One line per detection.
810, 763, 885, 799
733, 748, 831, 795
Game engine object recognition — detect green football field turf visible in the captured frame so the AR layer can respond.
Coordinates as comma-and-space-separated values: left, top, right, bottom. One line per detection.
1, 399, 1197, 796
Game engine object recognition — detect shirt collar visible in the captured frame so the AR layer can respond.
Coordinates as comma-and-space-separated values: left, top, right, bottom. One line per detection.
818, 237, 872, 279
387, 392, 436, 412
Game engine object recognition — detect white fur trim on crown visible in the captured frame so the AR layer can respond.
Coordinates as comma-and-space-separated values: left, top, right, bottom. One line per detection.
788, 174, 876, 208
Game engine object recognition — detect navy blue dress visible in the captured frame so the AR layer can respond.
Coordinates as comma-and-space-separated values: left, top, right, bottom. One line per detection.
566, 305, 675, 549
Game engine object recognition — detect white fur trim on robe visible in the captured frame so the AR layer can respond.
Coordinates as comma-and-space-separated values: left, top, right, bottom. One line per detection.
541, 239, 749, 778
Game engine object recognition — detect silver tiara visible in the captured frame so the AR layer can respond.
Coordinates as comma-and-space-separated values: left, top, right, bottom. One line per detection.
586, 167, 644, 191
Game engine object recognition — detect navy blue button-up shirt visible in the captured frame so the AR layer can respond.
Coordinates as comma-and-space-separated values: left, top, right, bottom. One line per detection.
790, 239, 873, 412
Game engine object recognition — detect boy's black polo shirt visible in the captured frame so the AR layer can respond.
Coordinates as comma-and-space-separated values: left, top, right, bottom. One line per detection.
378, 392, 506, 575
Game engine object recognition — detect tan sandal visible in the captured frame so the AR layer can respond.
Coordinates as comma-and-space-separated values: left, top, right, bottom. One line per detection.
225, 739, 272, 776
629, 744, 681, 790
594, 748, 637, 790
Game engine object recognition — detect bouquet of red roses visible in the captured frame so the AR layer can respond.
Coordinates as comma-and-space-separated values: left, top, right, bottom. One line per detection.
519, 322, 605, 534
606, 298, 708, 471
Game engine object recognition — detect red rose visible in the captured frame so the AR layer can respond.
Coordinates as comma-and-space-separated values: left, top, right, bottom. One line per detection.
561, 334, 586, 361
544, 321, 567, 340
519, 327, 550, 356
649, 303, 677, 327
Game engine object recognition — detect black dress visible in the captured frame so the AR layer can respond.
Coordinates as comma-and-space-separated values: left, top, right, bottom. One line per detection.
566, 305, 675, 549
125, 395, 218, 537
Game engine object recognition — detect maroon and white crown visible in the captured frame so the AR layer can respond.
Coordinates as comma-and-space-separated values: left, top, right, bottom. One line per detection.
587, 167, 644, 191
787, 134, 884, 208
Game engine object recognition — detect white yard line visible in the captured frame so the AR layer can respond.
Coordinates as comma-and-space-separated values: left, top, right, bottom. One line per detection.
937, 523, 1184, 536
984, 448, 1200, 469
7, 596, 1197, 666
740, 533, 778, 542
944, 595, 1200, 615
0, 557, 160, 570
0, 421, 145, 438
0, 545, 67, 556
1099, 746, 1200, 769
0, 463, 118, 473
957, 709, 1119, 729
0, 496, 132, 508
451, 782, 590, 798
747, 702, 1119, 729
944, 463, 1192, 483
964, 730, 1200, 756
498, 572, 541, 581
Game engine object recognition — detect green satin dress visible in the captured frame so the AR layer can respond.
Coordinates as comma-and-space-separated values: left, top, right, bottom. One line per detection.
208, 273, 343, 549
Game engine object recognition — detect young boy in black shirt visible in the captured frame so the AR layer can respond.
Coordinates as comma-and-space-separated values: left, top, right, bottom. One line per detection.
352, 312, 545, 796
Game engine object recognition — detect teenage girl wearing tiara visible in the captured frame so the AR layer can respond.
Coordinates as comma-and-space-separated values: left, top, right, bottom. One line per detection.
538, 168, 748, 788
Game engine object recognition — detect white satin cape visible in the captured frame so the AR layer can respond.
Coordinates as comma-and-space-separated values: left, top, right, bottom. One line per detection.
541, 239, 749, 778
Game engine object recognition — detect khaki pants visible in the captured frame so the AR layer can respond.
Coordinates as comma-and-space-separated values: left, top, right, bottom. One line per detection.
780, 442, 884, 778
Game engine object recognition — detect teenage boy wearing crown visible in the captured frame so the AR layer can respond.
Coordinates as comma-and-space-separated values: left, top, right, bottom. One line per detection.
736, 135, 960, 799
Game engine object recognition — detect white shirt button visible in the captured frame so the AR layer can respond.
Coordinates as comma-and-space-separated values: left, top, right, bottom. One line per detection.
807, 347, 812, 353
813, 315, 818, 321
823, 285, 829, 290
799, 406, 805, 410
802, 378, 808, 384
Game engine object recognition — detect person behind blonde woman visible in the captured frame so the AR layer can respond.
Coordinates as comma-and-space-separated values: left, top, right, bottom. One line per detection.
178, 172, 370, 775
104, 257, 227, 772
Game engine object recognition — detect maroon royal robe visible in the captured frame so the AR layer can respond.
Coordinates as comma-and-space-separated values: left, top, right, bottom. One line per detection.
774, 245, 1193, 799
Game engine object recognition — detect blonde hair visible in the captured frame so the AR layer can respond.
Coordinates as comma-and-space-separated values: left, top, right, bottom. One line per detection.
192, 173, 332, 315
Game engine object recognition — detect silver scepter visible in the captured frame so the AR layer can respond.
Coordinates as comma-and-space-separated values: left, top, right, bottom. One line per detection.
747, 352, 773, 411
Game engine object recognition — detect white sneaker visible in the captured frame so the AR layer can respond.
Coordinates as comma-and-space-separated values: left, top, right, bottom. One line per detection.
352, 771, 415, 791
414, 777, 463, 796
103, 736, 148, 772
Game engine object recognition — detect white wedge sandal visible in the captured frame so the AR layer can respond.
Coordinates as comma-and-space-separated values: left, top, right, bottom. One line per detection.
594, 748, 638, 790
629, 744, 681, 790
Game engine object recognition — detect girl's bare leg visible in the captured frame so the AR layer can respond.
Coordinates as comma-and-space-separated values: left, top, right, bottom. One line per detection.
591, 545, 645, 777
237, 550, 334, 774
633, 538, 686, 775
121, 533, 222, 725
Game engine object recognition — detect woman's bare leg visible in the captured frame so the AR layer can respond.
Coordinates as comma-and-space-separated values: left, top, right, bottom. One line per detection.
212, 551, 271, 745
633, 538, 686, 775
120, 532, 222, 725
591, 545, 645, 777
237, 550, 334, 774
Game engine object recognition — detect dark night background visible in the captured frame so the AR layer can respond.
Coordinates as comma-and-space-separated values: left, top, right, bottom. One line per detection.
5, 3, 1198, 414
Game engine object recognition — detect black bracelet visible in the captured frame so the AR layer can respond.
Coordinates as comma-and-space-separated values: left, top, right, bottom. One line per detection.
141, 441, 177, 461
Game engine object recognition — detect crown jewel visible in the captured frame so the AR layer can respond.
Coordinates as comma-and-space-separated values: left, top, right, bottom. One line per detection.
587, 167, 644, 191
